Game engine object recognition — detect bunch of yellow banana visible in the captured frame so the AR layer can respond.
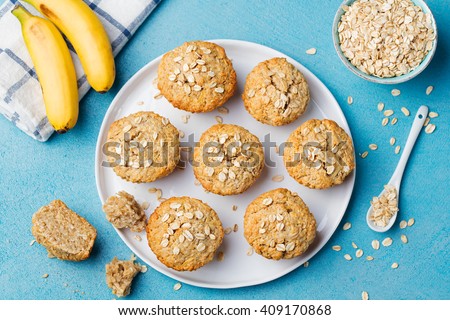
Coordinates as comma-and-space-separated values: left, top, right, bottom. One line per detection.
12, 0, 115, 133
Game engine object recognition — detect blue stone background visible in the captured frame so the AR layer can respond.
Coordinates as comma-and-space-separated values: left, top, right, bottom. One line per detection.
0, 0, 448, 299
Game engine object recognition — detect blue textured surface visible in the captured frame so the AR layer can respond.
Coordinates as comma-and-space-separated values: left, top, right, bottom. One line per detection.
0, 0, 449, 300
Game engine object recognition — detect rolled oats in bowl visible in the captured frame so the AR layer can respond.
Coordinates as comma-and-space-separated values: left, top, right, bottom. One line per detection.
336, 0, 436, 80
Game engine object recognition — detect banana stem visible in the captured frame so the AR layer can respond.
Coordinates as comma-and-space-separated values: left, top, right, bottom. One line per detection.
11, 4, 32, 22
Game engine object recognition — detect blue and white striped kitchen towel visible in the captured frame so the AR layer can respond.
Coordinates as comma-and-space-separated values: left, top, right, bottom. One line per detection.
0, 0, 161, 142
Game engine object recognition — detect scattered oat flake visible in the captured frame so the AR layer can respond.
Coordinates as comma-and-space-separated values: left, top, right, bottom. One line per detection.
382, 237, 393, 247
391, 262, 399, 269
344, 254, 352, 261
390, 137, 396, 146
401, 234, 408, 244
140, 265, 148, 273
377, 102, 385, 111
401, 107, 410, 116
429, 112, 439, 118
148, 187, 157, 193
173, 282, 182, 291
232, 205, 238, 211
272, 175, 284, 182
351, 242, 358, 249
384, 110, 394, 117
425, 124, 436, 134
391, 89, 401, 96
399, 220, 407, 229
141, 201, 150, 210
391, 117, 398, 125
217, 251, 224, 262
347, 96, 353, 105
217, 106, 229, 114
332, 245, 341, 251
181, 115, 189, 124
224, 227, 232, 235
366, 256, 374, 261
303, 261, 310, 268
423, 117, 430, 127
246, 247, 254, 256
361, 151, 368, 158
395, 146, 401, 154
343, 222, 352, 231
356, 249, 364, 258
306, 48, 317, 55
426, 86, 434, 95
369, 144, 378, 150
408, 218, 415, 227
137, 101, 144, 106
233, 224, 239, 232
362, 291, 369, 300
372, 240, 380, 250
42, 274, 49, 278
382, 118, 389, 126
215, 116, 223, 124
30, 240, 36, 246
134, 235, 142, 242
154, 93, 163, 100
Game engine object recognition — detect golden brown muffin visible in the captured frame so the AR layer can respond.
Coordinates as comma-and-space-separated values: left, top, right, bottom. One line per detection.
244, 188, 316, 260
157, 41, 237, 113
146, 197, 224, 271
283, 119, 355, 189
106, 111, 180, 183
243, 57, 310, 126
193, 124, 265, 196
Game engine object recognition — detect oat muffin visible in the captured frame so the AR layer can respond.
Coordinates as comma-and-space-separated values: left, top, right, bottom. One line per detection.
243, 57, 310, 126
146, 197, 224, 271
31, 200, 97, 261
283, 119, 355, 189
106, 111, 180, 183
157, 41, 237, 113
106, 257, 142, 297
193, 124, 265, 196
102, 191, 147, 232
244, 188, 316, 260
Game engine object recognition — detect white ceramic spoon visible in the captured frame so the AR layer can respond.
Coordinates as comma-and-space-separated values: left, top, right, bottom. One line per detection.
367, 105, 429, 232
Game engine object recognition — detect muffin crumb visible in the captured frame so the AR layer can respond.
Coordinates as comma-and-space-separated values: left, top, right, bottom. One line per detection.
103, 191, 147, 232
106, 257, 142, 298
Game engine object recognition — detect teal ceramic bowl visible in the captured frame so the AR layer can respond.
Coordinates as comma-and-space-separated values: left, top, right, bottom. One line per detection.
332, 0, 438, 84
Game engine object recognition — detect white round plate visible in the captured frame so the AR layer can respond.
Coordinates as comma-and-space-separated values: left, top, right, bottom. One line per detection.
95, 39, 355, 289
